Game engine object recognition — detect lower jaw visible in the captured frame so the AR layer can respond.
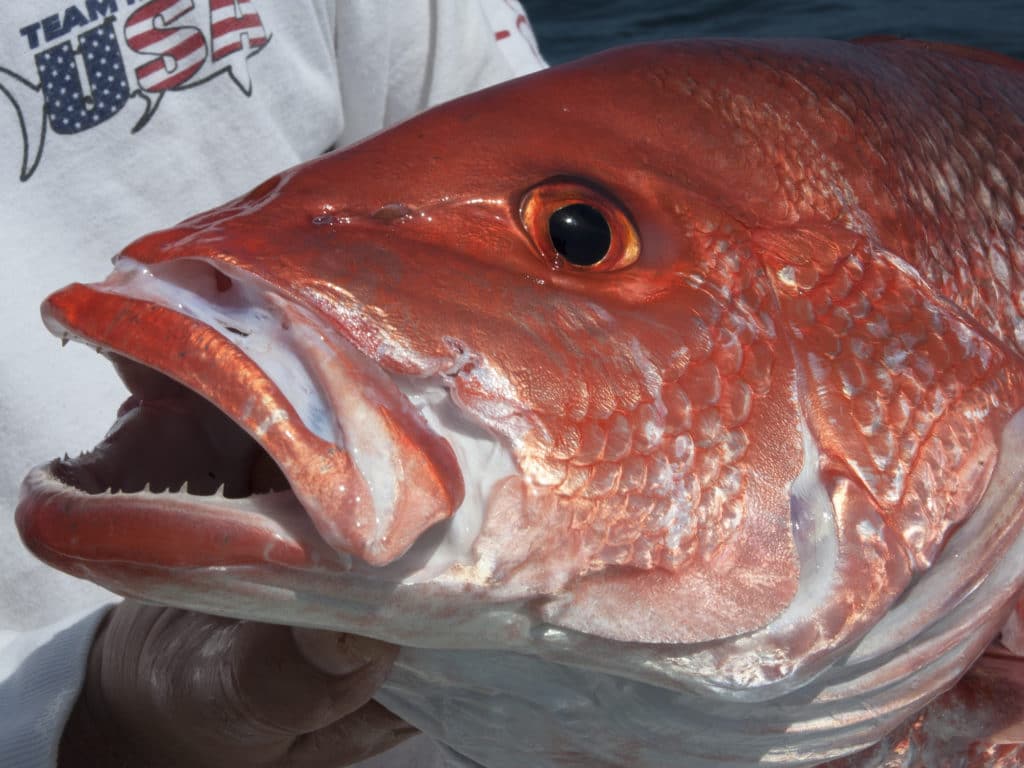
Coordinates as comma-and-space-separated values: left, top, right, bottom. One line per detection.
17, 461, 345, 572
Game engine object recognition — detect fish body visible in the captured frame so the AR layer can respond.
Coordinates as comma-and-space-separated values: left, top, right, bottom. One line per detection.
16, 39, 1024, 766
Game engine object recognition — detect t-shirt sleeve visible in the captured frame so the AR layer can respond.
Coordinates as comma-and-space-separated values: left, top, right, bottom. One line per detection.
0, 606, 112, 768
333, 0, 547, 148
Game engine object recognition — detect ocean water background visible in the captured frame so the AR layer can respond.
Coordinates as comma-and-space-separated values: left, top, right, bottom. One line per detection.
523, 0, 1024, 63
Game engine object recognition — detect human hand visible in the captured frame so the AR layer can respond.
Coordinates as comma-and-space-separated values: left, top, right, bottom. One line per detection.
60, 601, 415, 767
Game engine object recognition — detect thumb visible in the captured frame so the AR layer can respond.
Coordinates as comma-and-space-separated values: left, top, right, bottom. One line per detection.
228, 625, 400, 736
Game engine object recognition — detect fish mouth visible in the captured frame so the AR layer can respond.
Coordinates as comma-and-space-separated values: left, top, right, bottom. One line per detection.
20, 358, 337, 572
17, 257, 502, 580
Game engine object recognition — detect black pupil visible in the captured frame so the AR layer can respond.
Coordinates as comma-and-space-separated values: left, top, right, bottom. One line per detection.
548, 204, 611, 266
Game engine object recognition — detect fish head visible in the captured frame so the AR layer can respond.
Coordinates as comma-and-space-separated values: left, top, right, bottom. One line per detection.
21, 42, 1015, 669
19, 45, 804, 649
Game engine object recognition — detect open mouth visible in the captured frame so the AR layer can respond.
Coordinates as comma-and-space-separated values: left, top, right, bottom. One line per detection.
18, 257, 514, 578
21, 349, 338, 572
52, 355, 291, 499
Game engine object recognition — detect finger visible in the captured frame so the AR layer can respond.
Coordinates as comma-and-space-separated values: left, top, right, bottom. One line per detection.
229, 623, 397, 735
97, 601, 188, 713
283, 700, 417, 768
97, 603, 411, 765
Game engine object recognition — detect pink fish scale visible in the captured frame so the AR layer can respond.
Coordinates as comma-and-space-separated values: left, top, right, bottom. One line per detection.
761, 223, 1019, 569
543, 297, 773, 572
862, 51, 1024, 365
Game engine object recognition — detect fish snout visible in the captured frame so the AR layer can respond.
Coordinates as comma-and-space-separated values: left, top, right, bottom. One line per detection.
21, 259, 471, 579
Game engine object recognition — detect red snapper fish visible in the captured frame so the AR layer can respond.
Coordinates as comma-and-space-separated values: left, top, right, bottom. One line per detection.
17, 38, 1024, 767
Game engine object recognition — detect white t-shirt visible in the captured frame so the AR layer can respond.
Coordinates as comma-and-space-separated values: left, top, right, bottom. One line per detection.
0, 2, 545, 765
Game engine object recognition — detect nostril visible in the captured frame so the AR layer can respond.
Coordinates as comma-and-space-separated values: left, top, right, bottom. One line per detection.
215, 270, 233, 293
243, 173, 284, 205
371, 203, 415, 223
145, 260, 239, 304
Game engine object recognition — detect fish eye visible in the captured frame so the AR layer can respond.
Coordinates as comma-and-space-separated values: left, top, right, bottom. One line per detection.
520, 178, 639, 272
548, 204, 611, 266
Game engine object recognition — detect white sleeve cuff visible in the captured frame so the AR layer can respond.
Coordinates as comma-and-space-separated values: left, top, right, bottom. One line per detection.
0, 605, 113, 768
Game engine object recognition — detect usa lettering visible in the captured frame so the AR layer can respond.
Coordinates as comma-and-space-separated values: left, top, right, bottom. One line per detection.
18, 0, 268, 134
35, 18, 130, 135
125, 0, 208, 92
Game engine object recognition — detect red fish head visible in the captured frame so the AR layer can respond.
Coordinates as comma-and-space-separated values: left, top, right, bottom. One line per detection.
17, 40, 1024, 701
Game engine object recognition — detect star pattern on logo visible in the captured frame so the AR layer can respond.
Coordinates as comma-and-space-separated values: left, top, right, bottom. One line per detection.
36, 21, 128, 134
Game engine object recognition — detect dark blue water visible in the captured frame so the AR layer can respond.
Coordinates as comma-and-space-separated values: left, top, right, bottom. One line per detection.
524, 0, 1024, 64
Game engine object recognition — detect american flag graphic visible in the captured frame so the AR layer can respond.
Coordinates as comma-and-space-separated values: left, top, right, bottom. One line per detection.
35, 20, 130, 135
6, 0, 274, 180
125, 0, 207, 92
210, 0, 269, 60
125, 0, 269, 93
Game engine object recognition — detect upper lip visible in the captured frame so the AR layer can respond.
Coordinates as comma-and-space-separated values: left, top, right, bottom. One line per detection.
19, 256, 465, 570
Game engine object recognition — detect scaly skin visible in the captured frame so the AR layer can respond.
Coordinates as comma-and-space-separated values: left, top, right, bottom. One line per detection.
17, 40, 1024, 766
